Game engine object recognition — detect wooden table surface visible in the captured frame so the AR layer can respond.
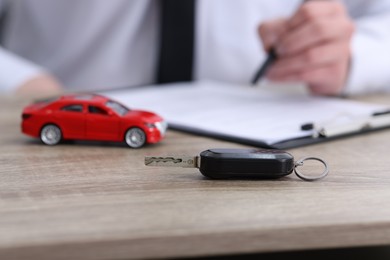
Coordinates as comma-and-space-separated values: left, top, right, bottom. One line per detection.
1, 95, 390, 260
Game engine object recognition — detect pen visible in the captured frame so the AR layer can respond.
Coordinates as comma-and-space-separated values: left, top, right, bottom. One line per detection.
251, 47, 277, 86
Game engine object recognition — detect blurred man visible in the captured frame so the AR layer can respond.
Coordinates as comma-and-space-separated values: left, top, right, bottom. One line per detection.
0, 0, 389, 96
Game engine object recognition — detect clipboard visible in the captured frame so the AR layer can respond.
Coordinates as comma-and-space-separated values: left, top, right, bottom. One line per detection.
103, 81, 390, 149
167, 112, 390, 149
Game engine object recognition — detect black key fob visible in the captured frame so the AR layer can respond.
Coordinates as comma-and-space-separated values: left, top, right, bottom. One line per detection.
199, 148, 294, 179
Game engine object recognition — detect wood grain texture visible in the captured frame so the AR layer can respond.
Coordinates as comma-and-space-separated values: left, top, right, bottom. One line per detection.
1, 95, 390, 260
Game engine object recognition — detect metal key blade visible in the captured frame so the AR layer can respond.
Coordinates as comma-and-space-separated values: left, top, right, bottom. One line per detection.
145, 156, 199, 168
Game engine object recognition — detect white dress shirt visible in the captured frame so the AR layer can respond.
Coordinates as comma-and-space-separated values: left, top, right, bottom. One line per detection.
0, 0, 390, 94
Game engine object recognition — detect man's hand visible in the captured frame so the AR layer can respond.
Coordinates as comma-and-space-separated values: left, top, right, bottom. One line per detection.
258, 1, 355, 95
15, 73, 63, 98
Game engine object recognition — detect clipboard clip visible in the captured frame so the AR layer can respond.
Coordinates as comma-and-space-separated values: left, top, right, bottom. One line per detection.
301, 110, 390, 138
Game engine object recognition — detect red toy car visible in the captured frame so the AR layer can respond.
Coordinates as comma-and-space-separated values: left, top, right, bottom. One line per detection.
21, 94, 167, 148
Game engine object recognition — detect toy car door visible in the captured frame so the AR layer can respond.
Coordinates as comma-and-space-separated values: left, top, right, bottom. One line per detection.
86, 105, 120, 141
57, 104, 86, 139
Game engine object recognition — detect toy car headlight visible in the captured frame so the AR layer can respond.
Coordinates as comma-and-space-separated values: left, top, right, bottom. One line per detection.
155, 121, 168, 135
144, 122, 157, 128
145, 121, 168, 135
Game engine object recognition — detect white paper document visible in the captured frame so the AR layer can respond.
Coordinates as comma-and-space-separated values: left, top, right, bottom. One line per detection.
103, 81, 390, 148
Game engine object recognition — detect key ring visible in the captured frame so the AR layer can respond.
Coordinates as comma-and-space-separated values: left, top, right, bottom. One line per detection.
294, 157, 329, 181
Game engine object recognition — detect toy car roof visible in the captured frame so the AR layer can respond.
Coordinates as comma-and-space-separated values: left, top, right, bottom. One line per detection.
55, 93, 110, 105
61, 94, 106, 101
33, 94, 119, 109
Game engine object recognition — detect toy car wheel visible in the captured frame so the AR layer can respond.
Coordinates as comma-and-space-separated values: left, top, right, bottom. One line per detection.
40, 124, 62, 145
125, 127, 146, 148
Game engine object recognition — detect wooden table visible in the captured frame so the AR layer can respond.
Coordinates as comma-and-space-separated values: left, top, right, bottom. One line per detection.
1, 95, 390, 260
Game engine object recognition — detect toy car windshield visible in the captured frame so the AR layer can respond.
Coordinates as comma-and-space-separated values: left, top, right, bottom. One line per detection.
105, 100, 130, 116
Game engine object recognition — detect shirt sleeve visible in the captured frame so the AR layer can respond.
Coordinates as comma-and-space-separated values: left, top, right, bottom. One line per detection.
343, 1, 390, 95
0, 47, 44, 92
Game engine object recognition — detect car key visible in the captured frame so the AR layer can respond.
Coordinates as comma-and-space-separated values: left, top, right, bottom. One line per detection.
144, 148, 329, 181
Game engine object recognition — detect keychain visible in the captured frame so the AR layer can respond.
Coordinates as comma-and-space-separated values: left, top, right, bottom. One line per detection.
145, 148, 329, 181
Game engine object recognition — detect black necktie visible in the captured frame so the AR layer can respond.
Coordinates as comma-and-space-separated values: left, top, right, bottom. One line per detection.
157, 0, 195, 84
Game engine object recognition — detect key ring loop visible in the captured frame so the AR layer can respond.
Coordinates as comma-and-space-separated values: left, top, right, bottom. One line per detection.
294, 157, 329, 181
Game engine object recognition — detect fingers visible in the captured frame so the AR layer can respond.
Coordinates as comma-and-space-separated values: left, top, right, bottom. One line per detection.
277, 17, 354, 55
276, 2, 354, 56
268, 41, 350, 76
268, 62, 348, 96
288, 1, 347, 29
258, 18, 288, 51
304, 63, 349, 95
267, 49, 350, 96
